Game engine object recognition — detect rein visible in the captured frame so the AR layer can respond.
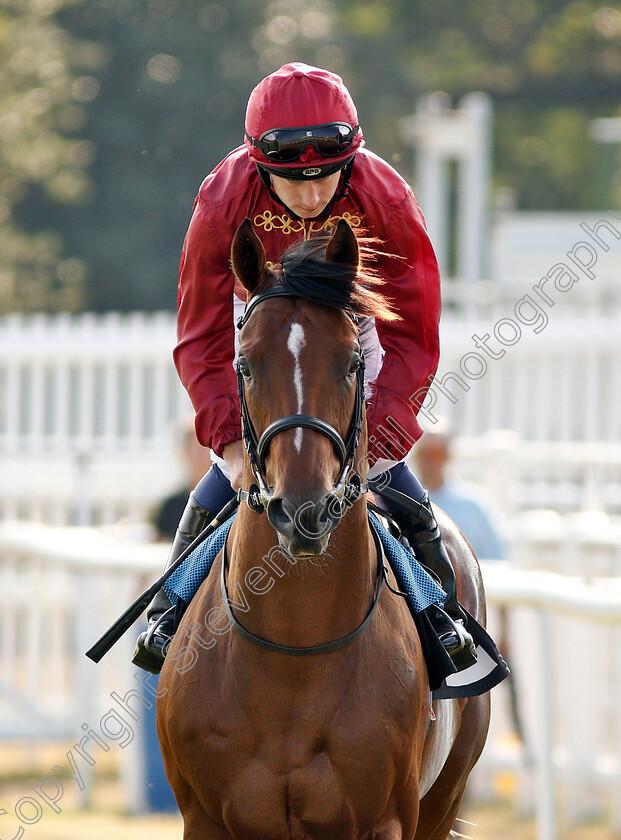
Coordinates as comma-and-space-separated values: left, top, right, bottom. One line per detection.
220, 520, 386, 656
235, 286, 368, 514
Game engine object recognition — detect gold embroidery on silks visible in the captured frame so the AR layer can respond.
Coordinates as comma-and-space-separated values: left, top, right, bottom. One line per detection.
254, 210, 363, 240
253, 211, 305, 235
308, 212, 364, 237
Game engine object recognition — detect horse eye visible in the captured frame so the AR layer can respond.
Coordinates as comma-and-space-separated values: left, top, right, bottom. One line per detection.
348, 355, 361, 377
238, 359, 252, 380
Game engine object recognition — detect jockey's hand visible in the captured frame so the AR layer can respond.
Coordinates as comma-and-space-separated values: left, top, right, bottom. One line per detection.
223, 439, 245, 491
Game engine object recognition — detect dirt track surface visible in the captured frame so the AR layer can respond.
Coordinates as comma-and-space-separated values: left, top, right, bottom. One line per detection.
1, 800, 615, 840
0, 743, 617, 840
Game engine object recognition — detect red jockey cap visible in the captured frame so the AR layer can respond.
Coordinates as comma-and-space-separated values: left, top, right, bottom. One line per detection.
244, 62, 364, 179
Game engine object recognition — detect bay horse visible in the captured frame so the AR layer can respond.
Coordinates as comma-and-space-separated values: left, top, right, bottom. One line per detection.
157, 218, 490, 840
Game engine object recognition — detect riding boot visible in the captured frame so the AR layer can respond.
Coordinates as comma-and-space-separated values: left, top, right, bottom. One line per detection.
132, 496, 214, 675
391, 493, 478, 671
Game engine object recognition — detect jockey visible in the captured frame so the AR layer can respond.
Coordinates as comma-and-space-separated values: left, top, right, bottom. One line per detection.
133, 62, 477, 675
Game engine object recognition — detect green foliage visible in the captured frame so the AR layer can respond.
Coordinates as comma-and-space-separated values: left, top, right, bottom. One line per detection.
494, 105, 611, 210
339, 0, 621, 210
0, 0, 103, 312
0, 226, 83, 312
4, 0, 621, 312
53, 0, 355, 311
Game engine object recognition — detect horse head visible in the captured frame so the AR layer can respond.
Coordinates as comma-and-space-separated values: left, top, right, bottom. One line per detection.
231, 218, 390, 558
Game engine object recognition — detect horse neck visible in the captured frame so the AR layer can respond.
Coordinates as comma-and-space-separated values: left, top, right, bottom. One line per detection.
227, 496, 376, 650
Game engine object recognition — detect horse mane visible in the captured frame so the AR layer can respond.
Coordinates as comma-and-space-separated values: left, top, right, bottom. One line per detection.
276, 233, 400, 322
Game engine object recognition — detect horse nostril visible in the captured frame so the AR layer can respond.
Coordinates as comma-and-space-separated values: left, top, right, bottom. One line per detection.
266, 496, 296, 537
268, 494, 345, 543
294, 493, 344, 540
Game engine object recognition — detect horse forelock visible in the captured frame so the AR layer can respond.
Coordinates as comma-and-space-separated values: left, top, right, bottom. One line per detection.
274, 234, 399, 323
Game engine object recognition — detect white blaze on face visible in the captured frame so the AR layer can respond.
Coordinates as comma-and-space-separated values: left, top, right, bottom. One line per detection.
287, 323, 306, 452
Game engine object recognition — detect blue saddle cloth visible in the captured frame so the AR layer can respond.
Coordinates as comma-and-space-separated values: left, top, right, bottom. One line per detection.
164, 515, 236, 607
368, 513, 446, 610
164, 512, 446, 613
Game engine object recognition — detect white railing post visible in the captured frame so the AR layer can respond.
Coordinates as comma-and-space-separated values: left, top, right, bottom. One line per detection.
74, 569, 97, 805
534, 609, 557, 840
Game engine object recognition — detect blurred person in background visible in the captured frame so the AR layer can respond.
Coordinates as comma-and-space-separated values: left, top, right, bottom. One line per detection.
133, 62, 479, 675
408, 418, 506, 562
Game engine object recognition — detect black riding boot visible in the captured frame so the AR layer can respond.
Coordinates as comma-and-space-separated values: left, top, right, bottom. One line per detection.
132, 496, 214, 675
392, 493, 478, 671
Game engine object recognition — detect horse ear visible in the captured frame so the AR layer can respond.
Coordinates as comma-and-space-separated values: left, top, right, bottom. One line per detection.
325, 219, 359, 269
231, 218, 266, 295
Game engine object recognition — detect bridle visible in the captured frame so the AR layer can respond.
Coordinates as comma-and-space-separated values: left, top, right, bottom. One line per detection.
227, 285, 383, 658
235, 286, 368, 514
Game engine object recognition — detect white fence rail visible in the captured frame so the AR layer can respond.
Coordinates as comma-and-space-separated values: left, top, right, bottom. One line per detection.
437, 314, 621, 445
4, 312, 621, 451
3, 312, 621, 526
0, 521, 168, 812
479, 563, 621, 840
0, 520, 166, 738
0, 518, 620, 838
0, 312, 191, 525
0, 311, 189, 455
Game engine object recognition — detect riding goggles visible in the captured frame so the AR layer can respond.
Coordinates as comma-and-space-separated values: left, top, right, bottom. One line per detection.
247, 122, 360, 163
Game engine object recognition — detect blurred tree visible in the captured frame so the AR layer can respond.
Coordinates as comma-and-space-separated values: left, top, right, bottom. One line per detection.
5, 0, 620, 312
0, 0, 104, 313
338, 0, 621, 209
56, 0, 349, 311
